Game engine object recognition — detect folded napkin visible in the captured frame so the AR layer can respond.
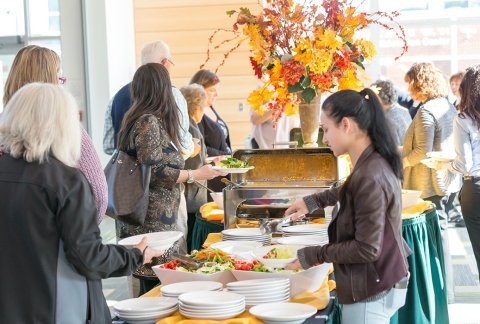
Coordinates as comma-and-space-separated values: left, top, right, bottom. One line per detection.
202, 233, 222, 248
401, 199, 433, 219
200, 202, 224, 222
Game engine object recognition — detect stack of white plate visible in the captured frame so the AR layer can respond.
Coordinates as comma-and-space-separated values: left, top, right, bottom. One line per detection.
113, 297, 178, 324
210, 240, 262, 255
226, 278, 290, 306
282, 224, 328, 241
249, 302, 317, 324
222, 228, 271, 245
178, 291, 245, 320
160, 281, 223, 298
277, 234, 328, 246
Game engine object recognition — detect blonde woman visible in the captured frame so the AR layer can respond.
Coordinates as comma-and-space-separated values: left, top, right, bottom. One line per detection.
3, 45, 107, 223
180, 83, 208, 251
0, 83, 163, 323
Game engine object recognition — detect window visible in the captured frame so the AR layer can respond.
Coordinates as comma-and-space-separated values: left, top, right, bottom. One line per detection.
0, 0, 61, 111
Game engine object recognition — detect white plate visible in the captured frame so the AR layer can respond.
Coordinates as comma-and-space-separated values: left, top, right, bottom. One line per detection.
180, 308, 245, 320
426, 151, 455, 162
113, 297, 178, 314
116, 306, 177, 320
117, 231, 183, 249
227, 278, 289, 289
210, 240, 262, 254
277, 235, 328, 246
222, 228, 266, 236
229, 287, 290, 297
160, 281, 223, 296
212, 166, 255, 173
249, 302, 317, 321
282, 224, 328, 234
180, 303, 245, 314
179, 291, 245, 307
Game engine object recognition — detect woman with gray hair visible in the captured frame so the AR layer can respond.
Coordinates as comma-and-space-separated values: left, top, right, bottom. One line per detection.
0, 83, 163, 323
372, 79, 412, 146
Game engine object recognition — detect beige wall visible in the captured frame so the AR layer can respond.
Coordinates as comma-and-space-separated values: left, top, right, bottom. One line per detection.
133, 0, 259, 149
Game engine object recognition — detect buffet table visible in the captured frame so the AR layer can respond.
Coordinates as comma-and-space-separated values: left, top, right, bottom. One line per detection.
391, 208, 449, 324
192, 206, 448, 324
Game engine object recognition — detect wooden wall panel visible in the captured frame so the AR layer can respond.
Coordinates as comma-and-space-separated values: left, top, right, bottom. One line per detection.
133, 0, 260, 150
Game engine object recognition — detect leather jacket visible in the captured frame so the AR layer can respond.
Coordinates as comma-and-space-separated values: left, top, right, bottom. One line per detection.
298, 146, 410, 304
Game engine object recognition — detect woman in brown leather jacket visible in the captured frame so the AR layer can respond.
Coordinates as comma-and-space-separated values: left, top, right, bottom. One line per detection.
285, 88, 410, 324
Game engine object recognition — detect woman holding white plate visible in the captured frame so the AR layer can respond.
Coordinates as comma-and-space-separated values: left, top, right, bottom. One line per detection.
430, 65, 480, 279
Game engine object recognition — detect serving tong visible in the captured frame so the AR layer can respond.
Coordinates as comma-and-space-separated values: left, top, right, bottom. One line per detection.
172, 252, 205, 270
259, 214, 304, 235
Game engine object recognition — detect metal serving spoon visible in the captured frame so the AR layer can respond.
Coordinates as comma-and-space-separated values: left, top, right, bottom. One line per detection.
259, 214, 304, 235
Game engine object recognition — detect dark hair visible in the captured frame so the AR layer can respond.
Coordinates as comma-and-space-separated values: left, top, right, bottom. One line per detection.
371, 79, 398, 106
458, 64, 480, 128
322, 88, 403, 180
189, 69, 220, 88
117, 63, 182, 153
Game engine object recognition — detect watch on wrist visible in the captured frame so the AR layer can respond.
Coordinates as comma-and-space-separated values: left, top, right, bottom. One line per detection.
186, 169, 195, 184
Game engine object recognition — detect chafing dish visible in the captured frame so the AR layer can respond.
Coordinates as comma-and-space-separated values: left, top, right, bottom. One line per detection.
223, 148, 339, 230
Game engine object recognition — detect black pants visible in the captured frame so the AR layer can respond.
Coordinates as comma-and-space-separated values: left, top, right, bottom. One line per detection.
187, 212, 197, 253
139, 278, 159, 296
459, 177, 480, 280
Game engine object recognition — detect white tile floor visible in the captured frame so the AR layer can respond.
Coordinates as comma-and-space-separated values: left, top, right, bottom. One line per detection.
100, 217, 480, 322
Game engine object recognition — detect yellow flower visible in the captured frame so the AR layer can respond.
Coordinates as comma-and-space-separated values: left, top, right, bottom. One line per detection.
247, 85, 273, 113
284, 101, 299, 116
337, 68, 363, 90
317, 29, 342, 51
355, 39, 377, 60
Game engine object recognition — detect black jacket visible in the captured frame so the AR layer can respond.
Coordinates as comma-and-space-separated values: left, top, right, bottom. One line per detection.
0, 154, 143, 323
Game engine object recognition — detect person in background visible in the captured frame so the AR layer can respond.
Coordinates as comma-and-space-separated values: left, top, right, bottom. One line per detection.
116, 63, 225, 294
372, 79, 412, 146
180, 84, 209, 251
190, 69, 231, 193
3, 45, 107, 224
397, 88, 420, 119
402, 62, 461, 303
285, 89, 410, 324
0, 83, 163, 323
432, 65, 480, 280
449, 71, 465, 108
250, 109, 300, 149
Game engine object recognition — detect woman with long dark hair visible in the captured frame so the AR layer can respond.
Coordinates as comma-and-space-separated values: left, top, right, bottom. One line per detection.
117, 63, 224, 294
285, 89, 410, 324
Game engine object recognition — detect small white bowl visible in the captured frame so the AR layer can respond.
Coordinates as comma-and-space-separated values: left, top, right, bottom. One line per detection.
252, 245, 300, 269
210, 192, 224, 209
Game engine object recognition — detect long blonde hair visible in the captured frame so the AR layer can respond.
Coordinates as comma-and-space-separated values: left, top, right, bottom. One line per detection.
0, 83, 81, 167
3, 45, 61, 105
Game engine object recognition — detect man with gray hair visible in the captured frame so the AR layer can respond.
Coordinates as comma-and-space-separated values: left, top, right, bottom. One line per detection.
103, 40, 197, 158
372, 79, 412, 146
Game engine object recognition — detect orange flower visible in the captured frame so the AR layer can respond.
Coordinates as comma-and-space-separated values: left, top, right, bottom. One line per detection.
204, 0, 407, 120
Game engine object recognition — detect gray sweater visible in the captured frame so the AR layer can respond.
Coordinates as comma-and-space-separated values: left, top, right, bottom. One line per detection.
386, 104, 412, 146
402, 97, 461, 198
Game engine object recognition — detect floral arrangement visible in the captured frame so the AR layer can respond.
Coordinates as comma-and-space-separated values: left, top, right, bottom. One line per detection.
202, 0, 407, 121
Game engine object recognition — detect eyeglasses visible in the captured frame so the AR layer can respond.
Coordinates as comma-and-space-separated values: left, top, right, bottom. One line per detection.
58, 76, 67, 85
166, 58, 175, 67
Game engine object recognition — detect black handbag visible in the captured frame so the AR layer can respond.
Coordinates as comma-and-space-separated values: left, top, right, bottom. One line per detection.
104, 150, 151, 226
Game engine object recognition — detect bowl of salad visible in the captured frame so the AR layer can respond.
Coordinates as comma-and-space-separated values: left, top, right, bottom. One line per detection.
252, 245, 300, 269
152, 249, 236, 285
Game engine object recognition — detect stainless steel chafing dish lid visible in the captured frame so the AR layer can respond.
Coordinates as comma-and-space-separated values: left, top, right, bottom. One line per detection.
230, 148, 338, 185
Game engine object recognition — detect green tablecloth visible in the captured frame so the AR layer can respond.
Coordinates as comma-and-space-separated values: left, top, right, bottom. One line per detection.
391, 209, 449, 324
190, 213, 223, 251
